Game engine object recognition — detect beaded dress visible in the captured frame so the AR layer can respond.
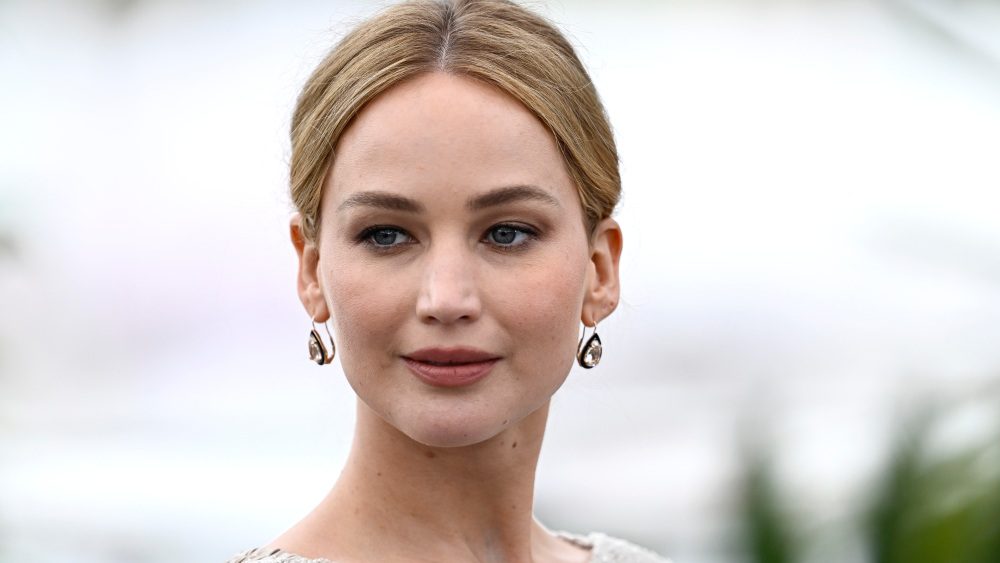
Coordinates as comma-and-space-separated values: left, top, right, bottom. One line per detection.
226, 531, 671, 563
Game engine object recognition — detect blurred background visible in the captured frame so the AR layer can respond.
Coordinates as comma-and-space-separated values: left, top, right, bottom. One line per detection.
2, 0, 999, 561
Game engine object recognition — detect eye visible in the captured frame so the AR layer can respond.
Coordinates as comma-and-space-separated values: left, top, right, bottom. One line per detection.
484, 223, 536, 249
358, 226, 414, 249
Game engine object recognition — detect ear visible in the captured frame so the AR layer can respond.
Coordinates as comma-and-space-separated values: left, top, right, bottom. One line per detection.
290, 213, 330, 322
581, 217, 623, 326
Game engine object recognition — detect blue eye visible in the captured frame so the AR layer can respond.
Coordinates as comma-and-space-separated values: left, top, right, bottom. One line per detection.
485, 224, 535, 248
360, 226, 413, 249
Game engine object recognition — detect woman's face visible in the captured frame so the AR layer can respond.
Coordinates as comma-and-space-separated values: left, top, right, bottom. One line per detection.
294, 72, 620, 448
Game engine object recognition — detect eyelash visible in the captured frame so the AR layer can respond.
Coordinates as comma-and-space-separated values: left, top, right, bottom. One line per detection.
355, 223, 540, 254
484, 223, 539, 252
355, 225, 413, 251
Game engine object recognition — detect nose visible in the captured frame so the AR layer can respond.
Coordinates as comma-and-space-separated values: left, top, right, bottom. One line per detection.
415, 243, 482, 325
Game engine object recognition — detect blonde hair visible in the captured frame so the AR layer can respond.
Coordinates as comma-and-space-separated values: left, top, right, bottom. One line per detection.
290, 0, 620, 241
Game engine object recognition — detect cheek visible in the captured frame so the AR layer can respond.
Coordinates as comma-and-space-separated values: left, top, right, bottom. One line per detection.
321, 254, 410, 366
495, 250, 588, 363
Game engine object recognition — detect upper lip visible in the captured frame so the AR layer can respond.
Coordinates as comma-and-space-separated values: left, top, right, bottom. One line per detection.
403, 347, 501, 365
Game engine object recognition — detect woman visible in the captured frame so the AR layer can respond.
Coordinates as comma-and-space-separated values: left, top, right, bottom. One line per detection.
229, 0, 669, 561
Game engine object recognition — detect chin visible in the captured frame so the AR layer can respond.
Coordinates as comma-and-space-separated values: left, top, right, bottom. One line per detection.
398, 407, 510, 449
406, 427, 493, 449
398, 390, 555, 449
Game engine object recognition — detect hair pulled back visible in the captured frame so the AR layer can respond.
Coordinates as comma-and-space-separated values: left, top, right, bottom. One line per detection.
290, 0, 620, 241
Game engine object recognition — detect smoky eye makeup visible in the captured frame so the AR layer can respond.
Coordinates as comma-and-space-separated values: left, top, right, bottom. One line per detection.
354, 224, 416, 252
481, 222, 541, 251
341, 201, 557, 255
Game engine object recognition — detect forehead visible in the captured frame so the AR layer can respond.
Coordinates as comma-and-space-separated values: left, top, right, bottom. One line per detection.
325, 71, 578, 210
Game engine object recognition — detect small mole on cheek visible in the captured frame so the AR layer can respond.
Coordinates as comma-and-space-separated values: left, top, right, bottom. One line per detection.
512, 441, 518, 449
377, 471, 382, 477
503, 419, 509, 425
425, 450, 436, 458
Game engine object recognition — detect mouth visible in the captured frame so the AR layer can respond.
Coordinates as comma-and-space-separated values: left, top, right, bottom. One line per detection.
402, 347, 501, 387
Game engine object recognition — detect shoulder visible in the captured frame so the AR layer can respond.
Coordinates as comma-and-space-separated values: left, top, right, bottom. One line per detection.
556, 531, 674, 563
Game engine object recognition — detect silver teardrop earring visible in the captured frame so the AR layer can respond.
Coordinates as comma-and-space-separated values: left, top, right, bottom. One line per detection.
308, 320, 336, 365
576, 321, 603, 369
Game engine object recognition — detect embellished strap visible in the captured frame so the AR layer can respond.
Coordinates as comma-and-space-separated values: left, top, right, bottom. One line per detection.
225, 547, 333, 563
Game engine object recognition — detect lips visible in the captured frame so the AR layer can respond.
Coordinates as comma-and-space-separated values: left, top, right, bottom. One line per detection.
402, 347, 501, 387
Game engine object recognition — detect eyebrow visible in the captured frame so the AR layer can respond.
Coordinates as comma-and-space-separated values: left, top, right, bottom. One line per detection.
467, 185, 561, 211
337, 185, 561, 214
337, 191, 425, 213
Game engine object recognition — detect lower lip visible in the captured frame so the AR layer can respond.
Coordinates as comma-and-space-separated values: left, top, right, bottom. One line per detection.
403, 358, 499, 387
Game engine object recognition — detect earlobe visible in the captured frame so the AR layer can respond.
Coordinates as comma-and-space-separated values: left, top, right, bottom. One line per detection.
581, 217, 623, 326
291, 213, 330, 322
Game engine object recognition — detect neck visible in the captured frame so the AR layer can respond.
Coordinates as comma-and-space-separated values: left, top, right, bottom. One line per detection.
315, 398, 553, 563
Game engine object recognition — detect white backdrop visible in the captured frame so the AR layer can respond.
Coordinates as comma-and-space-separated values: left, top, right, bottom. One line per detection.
1, 1, 999, 561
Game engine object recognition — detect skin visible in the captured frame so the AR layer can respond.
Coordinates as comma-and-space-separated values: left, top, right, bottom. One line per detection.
280, 71, 622, 563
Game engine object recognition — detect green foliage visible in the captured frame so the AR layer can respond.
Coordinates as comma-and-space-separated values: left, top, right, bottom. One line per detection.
739, 403, 1000, 563
868, 418, 1000, 563
740, 452, 799, 563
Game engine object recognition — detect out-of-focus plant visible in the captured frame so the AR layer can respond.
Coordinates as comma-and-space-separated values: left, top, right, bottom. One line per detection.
737, 394, 1000, 563
866, 410, 1000, 563
738, 449, 801, 563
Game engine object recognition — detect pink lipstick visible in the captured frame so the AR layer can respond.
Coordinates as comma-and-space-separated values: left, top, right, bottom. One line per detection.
402, 347, 501, 387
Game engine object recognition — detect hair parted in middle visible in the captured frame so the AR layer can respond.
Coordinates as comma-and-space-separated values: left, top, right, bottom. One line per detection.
290, 0, 621, 243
